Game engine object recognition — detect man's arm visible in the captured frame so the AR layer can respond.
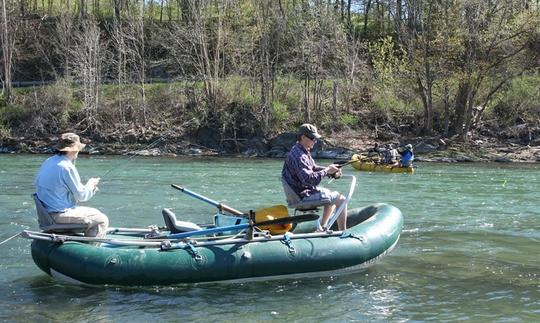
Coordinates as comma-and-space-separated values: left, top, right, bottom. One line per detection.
62, 165, 96, 202
296, 157, 339, 186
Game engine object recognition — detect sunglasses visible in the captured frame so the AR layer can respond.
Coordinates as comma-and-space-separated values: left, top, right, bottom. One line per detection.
306, 134, 317, 142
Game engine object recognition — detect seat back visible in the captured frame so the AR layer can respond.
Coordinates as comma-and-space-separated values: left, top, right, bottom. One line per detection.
33, 193, 55, 229
280, 178, 331, 211
280, 177, 302, 206
32, 193, 88, 233
162, 208, 202, 233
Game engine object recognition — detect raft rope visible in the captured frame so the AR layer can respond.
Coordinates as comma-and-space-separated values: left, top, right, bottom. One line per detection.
280, 233, 296, 254
340, 232, 365, 242
186, 242, 202, 261
0, 232, 21, 246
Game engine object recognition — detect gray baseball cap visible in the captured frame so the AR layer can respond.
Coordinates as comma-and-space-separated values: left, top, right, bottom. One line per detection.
298, 123, 322, 139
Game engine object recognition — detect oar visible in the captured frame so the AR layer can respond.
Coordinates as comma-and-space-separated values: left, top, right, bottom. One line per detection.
171, 184, 245, 216
166, 213, 319, 240
171, 184, 290, 220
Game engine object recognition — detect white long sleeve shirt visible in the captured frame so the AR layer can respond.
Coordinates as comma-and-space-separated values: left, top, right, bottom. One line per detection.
35, 154, 95, 212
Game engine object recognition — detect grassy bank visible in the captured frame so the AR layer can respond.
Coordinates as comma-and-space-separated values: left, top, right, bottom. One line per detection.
2, 73, 539, 148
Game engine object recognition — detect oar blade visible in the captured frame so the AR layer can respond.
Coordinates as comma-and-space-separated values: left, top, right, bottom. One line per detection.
255, 205, 288, 218
254, 205, 291, 234
255, 213, 319, 227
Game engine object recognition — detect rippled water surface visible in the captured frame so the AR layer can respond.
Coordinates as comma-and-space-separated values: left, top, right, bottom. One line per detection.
1, 154, 539, 322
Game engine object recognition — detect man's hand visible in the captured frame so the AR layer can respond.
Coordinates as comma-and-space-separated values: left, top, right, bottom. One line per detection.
326, 164, 339, 175
87, 177, 101, 190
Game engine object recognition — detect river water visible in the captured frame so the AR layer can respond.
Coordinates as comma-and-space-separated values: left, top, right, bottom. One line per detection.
0, 154, 538, 322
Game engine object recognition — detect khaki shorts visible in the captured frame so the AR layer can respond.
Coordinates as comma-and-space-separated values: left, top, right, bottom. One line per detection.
303, 187, 340, 204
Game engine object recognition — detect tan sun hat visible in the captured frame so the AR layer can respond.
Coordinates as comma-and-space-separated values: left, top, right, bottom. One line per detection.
56, 133, 86, 152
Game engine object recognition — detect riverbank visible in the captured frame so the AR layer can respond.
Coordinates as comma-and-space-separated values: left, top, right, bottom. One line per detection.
1, 128, 539, 163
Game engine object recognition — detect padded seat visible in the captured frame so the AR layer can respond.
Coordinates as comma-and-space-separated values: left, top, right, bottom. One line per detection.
32, 193, 89, 233
280, 177, 331, 211
162, 208, 202, 233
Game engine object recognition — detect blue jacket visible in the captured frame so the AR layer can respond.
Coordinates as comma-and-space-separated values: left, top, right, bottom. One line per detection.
400, 149, 414, 166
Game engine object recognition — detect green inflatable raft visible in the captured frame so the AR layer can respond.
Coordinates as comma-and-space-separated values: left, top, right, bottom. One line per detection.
27, 203, 403, 286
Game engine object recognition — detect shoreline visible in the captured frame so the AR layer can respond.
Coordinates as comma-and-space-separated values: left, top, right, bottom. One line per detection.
1, 131, 539, 163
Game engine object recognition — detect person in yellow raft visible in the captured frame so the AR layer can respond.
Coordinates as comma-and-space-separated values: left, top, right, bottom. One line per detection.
281, 124, 348, 231
399, 144, 414, 167
34, 133, 109, 238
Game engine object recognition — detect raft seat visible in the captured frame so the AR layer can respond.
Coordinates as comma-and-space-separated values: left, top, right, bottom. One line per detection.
162, 208, 202, 234
280, 178, 331, 214
32, 193, 89, 233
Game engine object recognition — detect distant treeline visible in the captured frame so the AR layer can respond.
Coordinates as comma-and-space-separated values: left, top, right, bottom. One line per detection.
1, 0, 539, 144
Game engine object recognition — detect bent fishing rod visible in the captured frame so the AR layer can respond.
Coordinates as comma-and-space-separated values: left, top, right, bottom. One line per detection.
99, 119, 196, 180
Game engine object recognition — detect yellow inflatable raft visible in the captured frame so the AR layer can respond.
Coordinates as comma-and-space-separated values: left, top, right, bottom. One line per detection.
351, 154, 414, 173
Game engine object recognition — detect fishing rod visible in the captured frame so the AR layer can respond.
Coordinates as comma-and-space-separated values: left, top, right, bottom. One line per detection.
327, 157, 360, 183
100, 136, 167, 179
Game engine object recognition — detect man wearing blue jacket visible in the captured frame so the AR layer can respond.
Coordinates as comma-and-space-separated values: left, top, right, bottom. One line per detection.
399, 144, 414, 167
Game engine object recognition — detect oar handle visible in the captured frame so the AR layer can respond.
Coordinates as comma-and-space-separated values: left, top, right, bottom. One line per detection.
171, 184, 245, 216
218, 204, 245, 216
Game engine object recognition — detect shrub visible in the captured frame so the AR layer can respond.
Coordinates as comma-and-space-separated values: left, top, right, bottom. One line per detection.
269, 100, 291, 131
490, 74, 540, 127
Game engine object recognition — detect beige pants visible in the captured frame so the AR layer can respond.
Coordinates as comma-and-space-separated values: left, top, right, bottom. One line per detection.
51, 206, 109, 238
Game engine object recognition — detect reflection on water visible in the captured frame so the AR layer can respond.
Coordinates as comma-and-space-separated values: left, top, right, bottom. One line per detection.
0, 155, 539, 321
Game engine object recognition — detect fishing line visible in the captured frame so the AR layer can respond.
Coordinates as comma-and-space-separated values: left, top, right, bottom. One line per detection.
100, 136, 167, 179
99, 119, 198, 180
0, 232, 21, 246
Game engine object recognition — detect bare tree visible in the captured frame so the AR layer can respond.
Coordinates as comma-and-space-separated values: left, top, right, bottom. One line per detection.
165, 0, 229, 122
0, 0, 16, 104
68, 18, 103, 129
453, 0, 539, 140
253, 0, 285, 131
399, 0, 438, 134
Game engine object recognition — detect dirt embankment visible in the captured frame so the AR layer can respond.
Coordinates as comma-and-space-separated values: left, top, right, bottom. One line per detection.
1, 126, 539, 163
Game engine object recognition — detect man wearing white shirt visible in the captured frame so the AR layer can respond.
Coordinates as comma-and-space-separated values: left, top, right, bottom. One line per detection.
35, 133, 108, 238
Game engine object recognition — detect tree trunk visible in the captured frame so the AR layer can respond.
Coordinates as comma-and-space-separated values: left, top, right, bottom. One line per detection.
160, 0, 164, 23
443, 85, 450, 137
332, 81, 337, 115
304, 72, 310, 122
416, 75, 432, 134
79, 0, 85, 17
453, 81, 470, 136
363, 0, 371, 37
1, 0, 13, 104
114, 0, 120, 20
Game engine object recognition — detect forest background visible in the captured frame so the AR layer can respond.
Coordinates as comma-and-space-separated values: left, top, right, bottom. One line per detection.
1, 0, 539, 158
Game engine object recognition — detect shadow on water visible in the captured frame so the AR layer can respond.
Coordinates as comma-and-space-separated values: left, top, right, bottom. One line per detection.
1, 268, 406, 322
